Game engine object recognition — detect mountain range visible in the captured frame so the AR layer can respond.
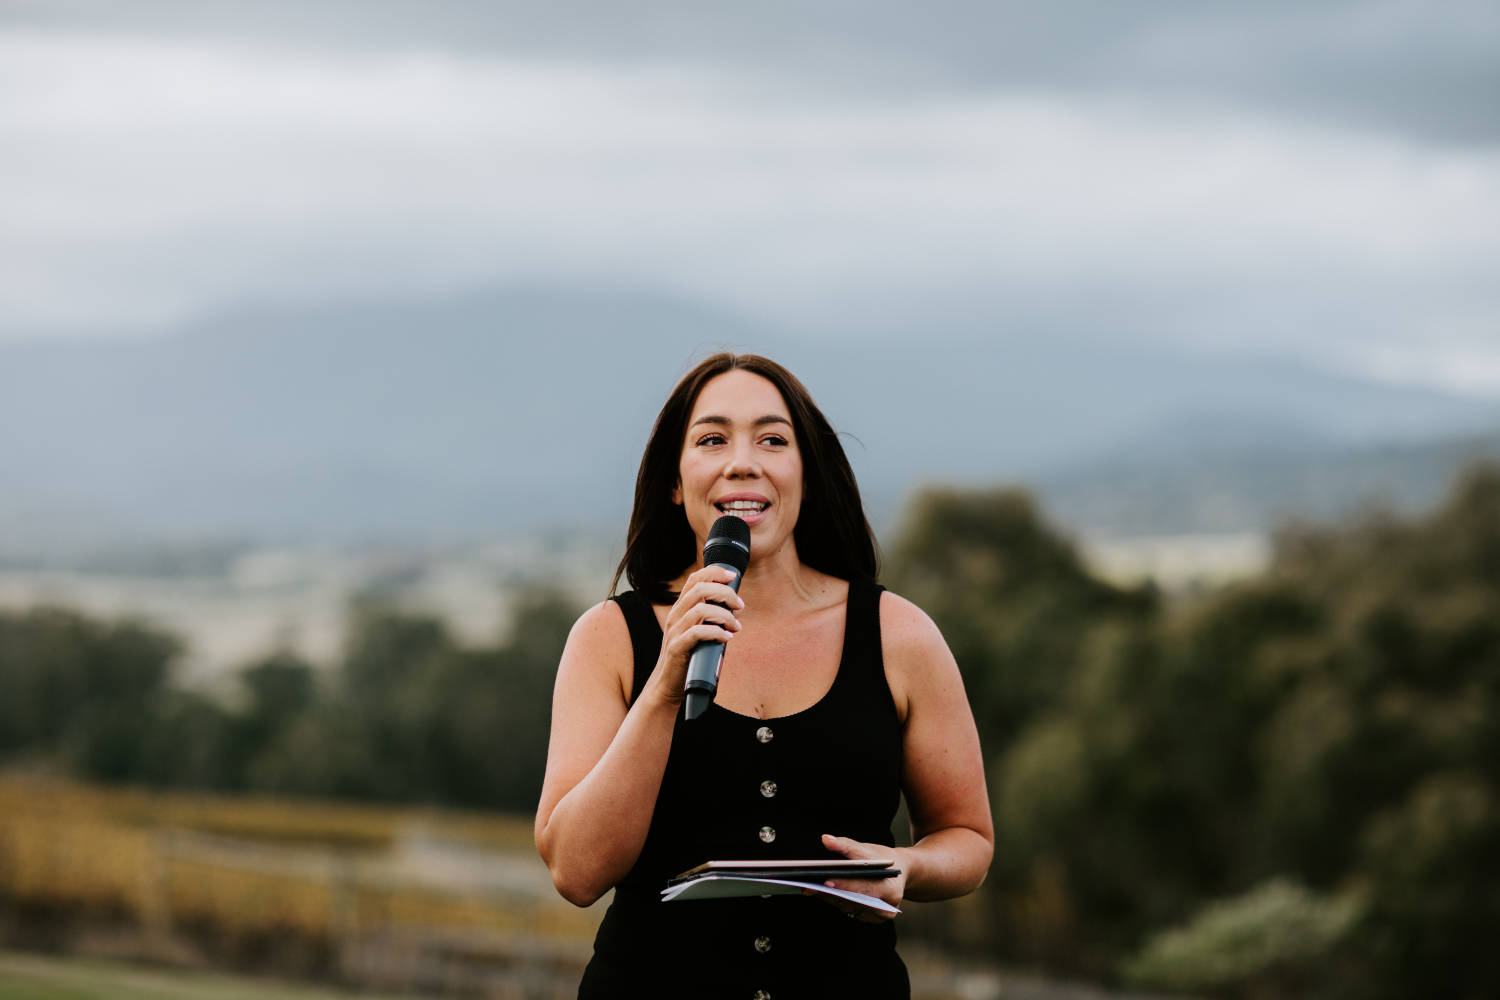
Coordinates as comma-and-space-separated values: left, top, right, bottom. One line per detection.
3, 284, 1497, 563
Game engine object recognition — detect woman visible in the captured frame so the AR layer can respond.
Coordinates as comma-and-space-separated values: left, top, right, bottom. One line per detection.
535, 354, 993, 999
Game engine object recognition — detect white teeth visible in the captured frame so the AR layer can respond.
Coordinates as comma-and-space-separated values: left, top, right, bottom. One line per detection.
718, 500, 767, 515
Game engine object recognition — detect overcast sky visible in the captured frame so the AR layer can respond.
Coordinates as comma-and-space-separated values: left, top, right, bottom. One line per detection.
3, 0, 1498, 395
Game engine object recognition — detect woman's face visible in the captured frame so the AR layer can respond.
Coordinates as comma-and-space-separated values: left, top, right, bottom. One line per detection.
674, 369, 804, 564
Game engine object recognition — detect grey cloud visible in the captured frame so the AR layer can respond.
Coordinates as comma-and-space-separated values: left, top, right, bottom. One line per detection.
3, 1, 1497, 399
11, 0, 1500, 143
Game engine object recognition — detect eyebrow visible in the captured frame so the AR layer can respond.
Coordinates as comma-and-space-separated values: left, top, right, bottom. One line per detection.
689, 414, 793, 429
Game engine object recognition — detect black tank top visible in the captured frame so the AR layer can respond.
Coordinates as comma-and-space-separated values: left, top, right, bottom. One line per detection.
578, 577, 910, 1000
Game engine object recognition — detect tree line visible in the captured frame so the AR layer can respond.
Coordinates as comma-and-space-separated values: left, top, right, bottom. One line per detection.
886, 463, 1498, 999
0, 590, 574, 814
3, 463, 1496, 998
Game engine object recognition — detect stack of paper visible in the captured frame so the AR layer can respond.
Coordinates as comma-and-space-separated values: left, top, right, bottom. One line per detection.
660, 858, 901, 916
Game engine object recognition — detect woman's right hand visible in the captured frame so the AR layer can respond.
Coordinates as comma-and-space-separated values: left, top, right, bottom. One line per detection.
649, 564, 744, 702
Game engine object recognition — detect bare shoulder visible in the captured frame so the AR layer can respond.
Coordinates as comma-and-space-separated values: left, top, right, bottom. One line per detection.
569, 598, 629, 644
560, 599, 634, 703
878, 590, 949, 661
878, 590, 962, 719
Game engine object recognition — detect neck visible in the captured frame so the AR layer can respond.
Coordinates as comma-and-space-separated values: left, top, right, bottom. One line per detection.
723, 539, 827, 613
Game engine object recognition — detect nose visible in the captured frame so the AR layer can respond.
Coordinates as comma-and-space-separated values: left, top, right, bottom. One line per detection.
724, 440, 760, 479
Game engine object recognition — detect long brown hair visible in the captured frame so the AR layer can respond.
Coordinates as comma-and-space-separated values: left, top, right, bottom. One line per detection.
611, 354, 878, 599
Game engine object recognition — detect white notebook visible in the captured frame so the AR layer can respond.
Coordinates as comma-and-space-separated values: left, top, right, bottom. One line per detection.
661, 858, 900, 916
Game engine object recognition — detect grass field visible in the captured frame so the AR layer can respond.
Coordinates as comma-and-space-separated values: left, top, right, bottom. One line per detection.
0, 774, 597, 998
0, 950, 419, 1000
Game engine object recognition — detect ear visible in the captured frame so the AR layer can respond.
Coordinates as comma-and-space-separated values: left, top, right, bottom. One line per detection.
671, 481, 682, 505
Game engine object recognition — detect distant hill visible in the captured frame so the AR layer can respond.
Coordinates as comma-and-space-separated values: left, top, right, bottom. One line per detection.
3, 283, 1497, 558
1036, 425, 1500, 537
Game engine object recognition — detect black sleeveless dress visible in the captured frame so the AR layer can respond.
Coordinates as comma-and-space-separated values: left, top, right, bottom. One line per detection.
577, 578, 910, 1000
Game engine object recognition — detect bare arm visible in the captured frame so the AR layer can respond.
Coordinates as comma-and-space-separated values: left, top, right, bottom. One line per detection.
534, 566, 743, 906
823, 591, 994, 917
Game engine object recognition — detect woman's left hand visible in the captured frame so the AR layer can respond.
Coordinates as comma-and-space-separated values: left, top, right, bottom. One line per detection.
815, 833, 909, 923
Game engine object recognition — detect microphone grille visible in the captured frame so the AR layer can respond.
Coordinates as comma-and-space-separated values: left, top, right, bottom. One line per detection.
704, 515, 752, 573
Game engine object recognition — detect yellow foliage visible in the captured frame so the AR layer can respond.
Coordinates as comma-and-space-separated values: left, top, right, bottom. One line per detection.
0, 774, 596, 949
0, 818, 153, 913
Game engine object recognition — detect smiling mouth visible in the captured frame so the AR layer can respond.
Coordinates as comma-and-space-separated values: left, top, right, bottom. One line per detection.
716, 500, 769, 518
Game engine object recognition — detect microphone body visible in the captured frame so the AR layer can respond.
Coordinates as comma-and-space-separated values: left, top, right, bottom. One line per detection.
683, 516, 751, 720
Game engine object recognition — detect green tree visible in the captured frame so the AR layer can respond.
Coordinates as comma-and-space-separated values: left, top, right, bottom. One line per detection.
0, 607, 180, 778
233, 649, 320, 791
886, 465, 1500, 997
886, 487, 1155, 742
132, 689, 240, 789
335, 605, 456, 801
422, 589, 576, 811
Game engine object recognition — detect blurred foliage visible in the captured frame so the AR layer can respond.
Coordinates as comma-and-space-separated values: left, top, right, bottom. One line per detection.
5, 463, 1499, 998
0, 587, 579, 815
0, 607, 180, 780
886, 463, 1500, 998
886, 488, 1157, 744
1120, 878, 1365, 994
0, 773, 589, 993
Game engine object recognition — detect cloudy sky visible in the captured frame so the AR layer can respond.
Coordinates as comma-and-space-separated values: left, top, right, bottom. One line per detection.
3, 0, 1498, 394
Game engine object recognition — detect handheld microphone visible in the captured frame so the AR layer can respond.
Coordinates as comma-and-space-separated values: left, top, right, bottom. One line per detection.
683, 514, 751, 721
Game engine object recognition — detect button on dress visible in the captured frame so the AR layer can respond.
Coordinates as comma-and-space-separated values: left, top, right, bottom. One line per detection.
577, 579, 908, 1000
